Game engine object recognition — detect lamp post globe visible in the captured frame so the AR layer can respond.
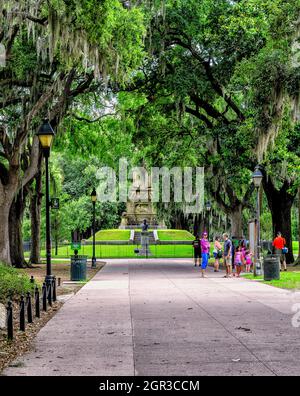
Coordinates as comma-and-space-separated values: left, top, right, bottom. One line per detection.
91, 188, 97, 203
36, 120, 55, 155
91, 188, 97, 268
252, 165, 263, 189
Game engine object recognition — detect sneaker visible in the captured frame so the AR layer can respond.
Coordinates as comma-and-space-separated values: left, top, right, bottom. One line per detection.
284, 269, 287, 272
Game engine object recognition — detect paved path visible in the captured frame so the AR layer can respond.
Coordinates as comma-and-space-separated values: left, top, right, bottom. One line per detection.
3, 259, 300, 376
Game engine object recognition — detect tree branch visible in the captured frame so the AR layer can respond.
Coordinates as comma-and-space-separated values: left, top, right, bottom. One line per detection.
165, 36, 245, 121
185, 106, 213, 128
73, 113, 118, 123
190, 93, 230, 124
21, 137, 41, 189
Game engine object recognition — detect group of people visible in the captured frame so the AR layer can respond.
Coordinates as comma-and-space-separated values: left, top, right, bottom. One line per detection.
192, 231, 288, 278
192, 232, 248, 278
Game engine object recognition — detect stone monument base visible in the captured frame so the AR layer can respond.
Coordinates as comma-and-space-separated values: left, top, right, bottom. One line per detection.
139, 231, 151, 256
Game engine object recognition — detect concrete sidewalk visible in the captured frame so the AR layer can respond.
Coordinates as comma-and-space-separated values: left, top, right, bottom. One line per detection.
3, 259, 300, 376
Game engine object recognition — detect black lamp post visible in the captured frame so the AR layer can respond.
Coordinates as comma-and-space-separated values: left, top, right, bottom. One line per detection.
206, 201, 212, 239
252, 165, 263, 276
91, 188, 97, 268
36, 120, 55, 287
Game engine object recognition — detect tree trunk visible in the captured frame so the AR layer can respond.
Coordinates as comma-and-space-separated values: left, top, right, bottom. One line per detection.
229, 204, 243, 238
263, 178, 296, 264
0, 201, 11, 264
29, 170, 43, 264
0, 181, 17, 265
193, 213, 205, 237
9, 188, 29, 268
271, 200, 294, 263
296, 188, 300, 265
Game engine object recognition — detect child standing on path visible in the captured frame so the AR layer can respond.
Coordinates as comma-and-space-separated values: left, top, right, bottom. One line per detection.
245, 249, 253, 273
234, 245, 244, 277
200, 232, 210, 278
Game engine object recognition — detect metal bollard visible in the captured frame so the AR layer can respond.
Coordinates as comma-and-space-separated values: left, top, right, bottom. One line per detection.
47, 281, 52, 307
7, 300, 13, 340
42, 283, 47, 312
35, 286, 40, 318
58, 277, 61, 287
26, 292, 33, 323
20, 295, 26, 331
52, 277, 57, 302
30, 275, 35, 283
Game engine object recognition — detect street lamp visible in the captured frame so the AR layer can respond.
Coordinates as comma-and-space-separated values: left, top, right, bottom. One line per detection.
36, 120, 55, 291
252, 165, 263, 276
91, 187, 97, 268
205, 201, 211, 240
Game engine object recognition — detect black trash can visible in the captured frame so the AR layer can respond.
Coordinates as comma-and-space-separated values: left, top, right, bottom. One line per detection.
263, 254, 280, 281
70, 255, 87, 281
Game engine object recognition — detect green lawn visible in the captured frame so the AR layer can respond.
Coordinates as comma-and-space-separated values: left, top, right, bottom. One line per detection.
243, 271, 300, 290
88, 229, 130, 241
158, 229, 194, 241
32, 244, 195, 259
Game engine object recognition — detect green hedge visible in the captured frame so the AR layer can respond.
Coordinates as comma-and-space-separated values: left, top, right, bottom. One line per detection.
0, 263, 35, 302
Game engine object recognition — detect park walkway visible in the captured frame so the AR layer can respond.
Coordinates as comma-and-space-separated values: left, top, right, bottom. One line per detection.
3, 259, 300, 376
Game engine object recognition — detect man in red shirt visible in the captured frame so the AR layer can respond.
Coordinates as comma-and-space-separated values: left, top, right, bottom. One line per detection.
272, 232, 287, 271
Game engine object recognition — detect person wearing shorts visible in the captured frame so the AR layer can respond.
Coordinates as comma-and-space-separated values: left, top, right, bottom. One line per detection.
213, 236, 222, 272
272, 232, 287, 271
200, 232, 210, 278
234, 245, 244, 277
223, 233, 233, 278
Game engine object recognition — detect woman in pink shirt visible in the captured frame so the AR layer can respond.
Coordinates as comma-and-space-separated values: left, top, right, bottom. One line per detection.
200, 232, 210, 278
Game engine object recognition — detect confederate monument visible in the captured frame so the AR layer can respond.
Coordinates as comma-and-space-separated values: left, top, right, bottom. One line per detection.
120, 169, 159, 228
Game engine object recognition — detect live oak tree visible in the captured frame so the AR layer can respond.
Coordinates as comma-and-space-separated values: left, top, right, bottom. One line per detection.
0, 0, 145, 265
118, 0, 300, 254
261, 121, 300, 263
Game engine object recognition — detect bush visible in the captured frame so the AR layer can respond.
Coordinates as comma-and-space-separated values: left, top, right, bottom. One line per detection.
0, 263, 35, 302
